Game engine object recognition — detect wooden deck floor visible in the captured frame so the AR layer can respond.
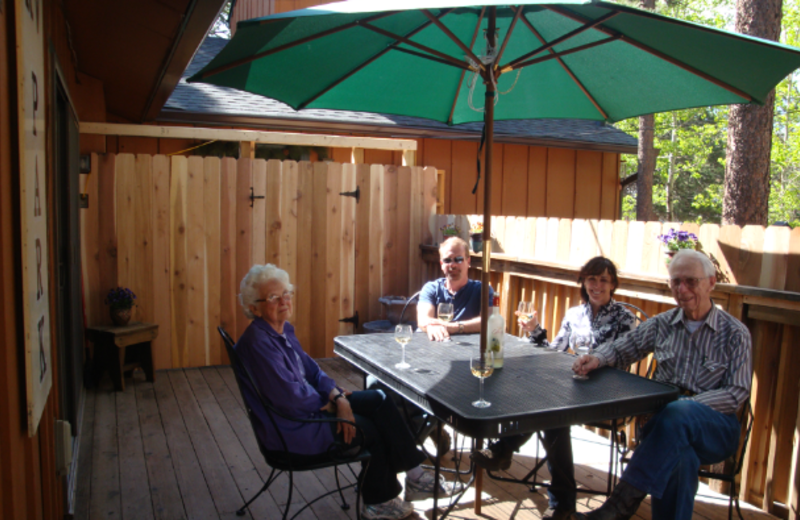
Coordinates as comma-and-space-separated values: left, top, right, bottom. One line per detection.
74, 359, 776, 520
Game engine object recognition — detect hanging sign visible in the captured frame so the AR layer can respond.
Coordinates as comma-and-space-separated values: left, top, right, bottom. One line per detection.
16, 0, 51, 436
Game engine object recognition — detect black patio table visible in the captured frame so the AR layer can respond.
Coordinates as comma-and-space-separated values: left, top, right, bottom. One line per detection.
333, 332, 678, 517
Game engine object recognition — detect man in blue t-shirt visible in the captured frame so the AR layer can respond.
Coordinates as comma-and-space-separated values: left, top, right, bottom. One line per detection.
417, 237, 494, 341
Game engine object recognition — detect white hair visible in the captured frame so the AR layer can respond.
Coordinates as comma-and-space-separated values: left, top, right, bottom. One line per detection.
239, 264, 294, 319
669, 249, 715, 278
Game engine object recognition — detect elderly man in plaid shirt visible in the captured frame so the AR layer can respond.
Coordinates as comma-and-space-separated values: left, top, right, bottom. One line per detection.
572, 249, 752, 520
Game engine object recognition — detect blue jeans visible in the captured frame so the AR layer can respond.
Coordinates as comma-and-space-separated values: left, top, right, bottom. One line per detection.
329, 390, 426, 505
622, 399, 740, 520
497, 427, 576, 510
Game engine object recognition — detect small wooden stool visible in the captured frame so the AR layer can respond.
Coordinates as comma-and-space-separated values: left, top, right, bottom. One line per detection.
87, 322, 158, 391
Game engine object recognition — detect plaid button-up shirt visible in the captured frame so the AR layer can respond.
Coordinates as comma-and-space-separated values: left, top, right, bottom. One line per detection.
593, 304, 752, 415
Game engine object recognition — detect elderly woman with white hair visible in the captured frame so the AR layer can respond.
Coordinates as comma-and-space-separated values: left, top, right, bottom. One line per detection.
235, 264, 458, 520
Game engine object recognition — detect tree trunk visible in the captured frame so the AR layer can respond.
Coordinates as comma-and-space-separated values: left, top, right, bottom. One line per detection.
666, 112, 677, 221
722, 0, 782, 226
636, 0, 657, 222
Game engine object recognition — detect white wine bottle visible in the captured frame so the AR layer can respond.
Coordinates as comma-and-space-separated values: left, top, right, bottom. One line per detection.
487, 294, 505, 368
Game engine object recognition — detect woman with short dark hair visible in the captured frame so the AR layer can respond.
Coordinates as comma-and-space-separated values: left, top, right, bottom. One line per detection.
471, 256, 636, 520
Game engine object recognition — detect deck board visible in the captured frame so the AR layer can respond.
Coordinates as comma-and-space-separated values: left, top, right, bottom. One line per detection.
74, 359, 778, 520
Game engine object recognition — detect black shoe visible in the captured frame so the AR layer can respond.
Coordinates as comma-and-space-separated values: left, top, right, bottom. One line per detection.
572, 480, 646, 520
470, 443, 513, 471
543, 506, 575, 520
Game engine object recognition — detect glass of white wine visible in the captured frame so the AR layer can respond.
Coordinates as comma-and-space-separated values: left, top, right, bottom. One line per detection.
394, 324, 412, 369
470, 349, 495, 408
517, 301, 532, 337
571, 329, 594, 380
437, 302, 454, 324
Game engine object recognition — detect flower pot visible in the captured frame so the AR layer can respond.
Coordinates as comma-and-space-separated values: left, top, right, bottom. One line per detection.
110, 306, 133, 326
470, 237, 484, 253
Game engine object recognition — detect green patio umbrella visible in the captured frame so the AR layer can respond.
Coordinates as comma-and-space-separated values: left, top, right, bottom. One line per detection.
189, 0, 800, 354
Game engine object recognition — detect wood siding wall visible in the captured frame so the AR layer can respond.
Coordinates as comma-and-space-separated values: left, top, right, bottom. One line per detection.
425, 215, 800, 513
81, 154, 437, 369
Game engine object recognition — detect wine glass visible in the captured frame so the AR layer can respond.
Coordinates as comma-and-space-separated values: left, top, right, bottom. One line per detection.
437, 302, 454, 324
571, 329, 594, 380
470, 349, 495, 408
394, 324, 412, 369
517, 301, 532, 337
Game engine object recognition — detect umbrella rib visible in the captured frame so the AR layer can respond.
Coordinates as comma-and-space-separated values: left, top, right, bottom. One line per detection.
194, 12, 398, 80
447, 7, 485, 125
421, 9, 484, 71
511, 5, 608, 120
501, 11, 620, 71
391, 47, 473, 71
360, 21, 471, 71
297, 16, 442, 109
494, 5, 524, 69
508, 36, 620, 70
546, 5, 754, 102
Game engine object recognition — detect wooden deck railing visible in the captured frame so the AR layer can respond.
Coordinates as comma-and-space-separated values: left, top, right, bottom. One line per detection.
421, 215, 800, 518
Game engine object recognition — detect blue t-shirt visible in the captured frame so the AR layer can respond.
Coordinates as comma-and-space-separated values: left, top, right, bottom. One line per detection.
419, 278, 494, 322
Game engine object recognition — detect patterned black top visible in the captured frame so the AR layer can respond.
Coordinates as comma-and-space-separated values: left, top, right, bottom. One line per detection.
528, 299, 637, 352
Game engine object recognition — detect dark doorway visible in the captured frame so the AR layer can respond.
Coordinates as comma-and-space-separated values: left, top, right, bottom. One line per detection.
52, 76, 83, 438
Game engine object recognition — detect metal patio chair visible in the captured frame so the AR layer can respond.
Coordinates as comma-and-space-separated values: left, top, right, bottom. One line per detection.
218, 326, 371, 519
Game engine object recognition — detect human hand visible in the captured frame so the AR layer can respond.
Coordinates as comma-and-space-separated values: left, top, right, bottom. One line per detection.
426, 323, 450, 341
335, 398, 357, 444
319, 401, 336, 414
572, 354, 600, 377
516, 310, 539, 332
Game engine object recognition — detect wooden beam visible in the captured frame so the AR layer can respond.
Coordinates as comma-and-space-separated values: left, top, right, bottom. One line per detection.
79, 122, 417, 151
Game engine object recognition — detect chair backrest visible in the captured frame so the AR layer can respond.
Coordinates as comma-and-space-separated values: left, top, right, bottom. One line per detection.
733, 400, 754, 476
616, 301, 650, 324
217, 326, 293, 457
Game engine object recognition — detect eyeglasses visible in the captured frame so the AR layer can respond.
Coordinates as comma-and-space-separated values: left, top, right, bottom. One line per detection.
441, 256, 465, 264
256, 291, 294, 304
669, 277, 703, 289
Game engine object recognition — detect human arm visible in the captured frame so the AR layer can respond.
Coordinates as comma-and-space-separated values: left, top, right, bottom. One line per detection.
689, 326, 752, 415
321, 387, 357, 443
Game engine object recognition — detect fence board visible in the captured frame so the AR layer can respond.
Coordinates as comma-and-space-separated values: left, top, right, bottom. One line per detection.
204, 158, 222, 366
354, 164, 372, 331
265, 159, 282, 265
235, 159, 254, 341
383, 165, 399, 297
97, 154, 119, 327
294, 161, 314, 353
340, 165, 357, 336
186, 157, 207, 367
170, 156, 189, 367
310, 162, 329, 358
422, 167, 437, 246
596, 220, 614, 260
219, 158, 237, 361
450, 141, 478, 215
520, 217, 536, 259
610, 219, 628, 268
759, 226, 791, 291
492, 216, 507, 254
642, 222, 663, 275
279, 161, 299, 285
739, 225, 765, 288
625, 221, 645, 273
556, 219, 572, 263
718, 225, 743, 284
368, 165, 385, 322
81, 155, 102, 328
408, 167, 423, 293
788, 228, 800, 294
252, 159, 267, 266
152, 155, 171, 369
325, 162, 343, 356
396, 167, 412, 296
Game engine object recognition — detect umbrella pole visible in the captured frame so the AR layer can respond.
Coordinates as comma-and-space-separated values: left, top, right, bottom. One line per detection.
479, 9, 496, 360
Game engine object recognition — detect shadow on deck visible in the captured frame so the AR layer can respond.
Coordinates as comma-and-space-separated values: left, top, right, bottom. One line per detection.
73, 359, 776, 520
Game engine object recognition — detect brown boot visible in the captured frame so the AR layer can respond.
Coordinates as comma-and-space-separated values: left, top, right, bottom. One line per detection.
470, 442, 513, 471
573, 480, 646, 520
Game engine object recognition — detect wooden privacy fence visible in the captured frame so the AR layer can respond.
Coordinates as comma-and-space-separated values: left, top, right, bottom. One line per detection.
80, 153, 437, 370
424, 215, 800, 515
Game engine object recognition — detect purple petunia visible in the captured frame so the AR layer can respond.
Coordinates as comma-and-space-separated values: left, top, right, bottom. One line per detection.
105, 287, 137, 309
657, 228, 699, 251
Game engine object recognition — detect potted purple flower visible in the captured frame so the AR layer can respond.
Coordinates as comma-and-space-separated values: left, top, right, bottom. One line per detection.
105, 287, 137, 326
657, 228, 700, 265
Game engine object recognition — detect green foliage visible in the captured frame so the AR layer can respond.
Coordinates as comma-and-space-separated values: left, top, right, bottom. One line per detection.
613, 0, 800, 226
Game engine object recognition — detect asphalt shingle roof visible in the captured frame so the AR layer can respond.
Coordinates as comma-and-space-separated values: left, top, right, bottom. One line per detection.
161, 36, 638, 151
